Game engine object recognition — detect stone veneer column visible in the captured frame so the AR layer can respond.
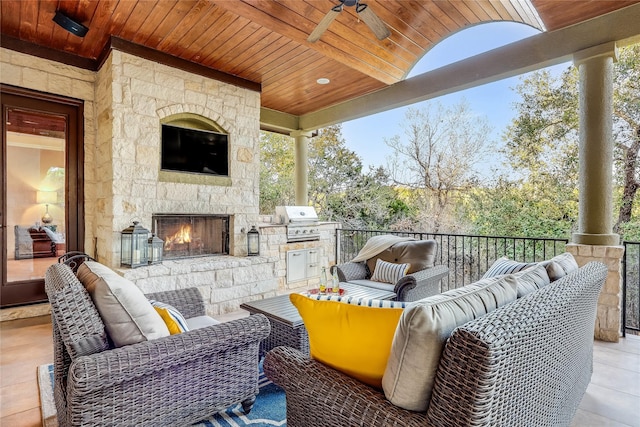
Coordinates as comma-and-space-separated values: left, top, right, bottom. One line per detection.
290, 130, 313, 206
567, 244, 624, 342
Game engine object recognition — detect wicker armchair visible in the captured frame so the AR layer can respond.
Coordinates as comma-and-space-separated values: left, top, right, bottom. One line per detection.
335, 262, 449, 302
45, 263, 270, 427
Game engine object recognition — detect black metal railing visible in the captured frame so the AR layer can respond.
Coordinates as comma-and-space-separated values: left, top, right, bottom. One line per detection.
623, 241, 640, 336
337, 228, 640, 336
336, 228, 568, 292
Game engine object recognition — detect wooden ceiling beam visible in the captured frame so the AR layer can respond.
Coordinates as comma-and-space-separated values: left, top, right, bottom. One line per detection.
212, 0, 402, 85
297, 3, 640, 131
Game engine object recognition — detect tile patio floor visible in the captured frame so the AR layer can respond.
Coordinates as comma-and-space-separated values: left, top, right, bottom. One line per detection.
1, 313, 638, 426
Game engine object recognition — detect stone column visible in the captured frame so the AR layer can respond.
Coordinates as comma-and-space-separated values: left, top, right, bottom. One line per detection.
572, 42, 619, 246
290, 130, 313, 206
570, 42, 624, 342
567, 244, 624, 342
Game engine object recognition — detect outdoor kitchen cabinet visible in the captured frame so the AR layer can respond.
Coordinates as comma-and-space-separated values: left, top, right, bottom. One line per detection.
286, 248, 320, 283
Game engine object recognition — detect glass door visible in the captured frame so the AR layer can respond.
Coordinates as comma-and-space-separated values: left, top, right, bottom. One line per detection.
1, 85, 84, 307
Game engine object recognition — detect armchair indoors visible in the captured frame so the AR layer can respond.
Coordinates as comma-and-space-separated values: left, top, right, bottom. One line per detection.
335, 237, 449, 301
45, 261, 270, 427
14, 225, 57, 259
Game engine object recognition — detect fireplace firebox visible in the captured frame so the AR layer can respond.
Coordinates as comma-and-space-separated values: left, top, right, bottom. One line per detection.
152, 214, 229, 259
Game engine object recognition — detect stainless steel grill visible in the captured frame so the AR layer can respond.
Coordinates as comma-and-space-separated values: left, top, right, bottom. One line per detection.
275, 206, 320, 242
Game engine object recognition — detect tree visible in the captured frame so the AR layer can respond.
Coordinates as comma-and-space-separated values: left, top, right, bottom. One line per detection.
469, 68, 582, 239
308, 125, 409, 228
259, 126, 411, 229
385, 100, 493, 232
612, 45, 640, 235
493, 45, 640, 240
465, 178, 578, 239
259, 131, 295, 213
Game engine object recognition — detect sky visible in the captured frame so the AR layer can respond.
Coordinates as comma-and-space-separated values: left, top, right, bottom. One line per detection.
340, 22, 572, 174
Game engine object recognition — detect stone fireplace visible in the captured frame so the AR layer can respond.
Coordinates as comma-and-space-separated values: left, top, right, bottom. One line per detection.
0, 46, 340, 319
153, 214, 230, 259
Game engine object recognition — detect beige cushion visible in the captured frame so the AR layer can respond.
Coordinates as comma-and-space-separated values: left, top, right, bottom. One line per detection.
542, 252, 579, 281
382, 275, 518, 412
348, 279, 396, 292
512, 263, 551, 297
367, 240, 437, 274
186, 315, 220, 330
543, 261, 566, 282
77, 261, 170, 347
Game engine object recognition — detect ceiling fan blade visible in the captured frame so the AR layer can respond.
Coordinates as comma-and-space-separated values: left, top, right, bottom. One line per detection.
356, 3, 390, 40
307, 6, 342, 42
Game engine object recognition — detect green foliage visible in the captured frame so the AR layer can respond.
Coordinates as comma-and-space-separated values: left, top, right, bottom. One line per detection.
259, 125, 413, 229
469, 45, 639, 239
259, 132, 295, 213
465, 179, 577, 239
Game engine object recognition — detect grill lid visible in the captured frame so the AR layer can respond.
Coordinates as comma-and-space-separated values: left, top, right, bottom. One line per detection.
275, 206, 319, 224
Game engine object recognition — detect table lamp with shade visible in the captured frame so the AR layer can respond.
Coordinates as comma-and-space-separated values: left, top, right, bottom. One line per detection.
36, 191, 57, 224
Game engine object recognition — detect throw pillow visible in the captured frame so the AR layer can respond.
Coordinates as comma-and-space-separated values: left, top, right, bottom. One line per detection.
512, 263, 551, 297
541, 252, 580, 281
77, 261, 170, 347
382, 274, 518, 412
149, 300, 190, 334
482, 256, 536, 279
290, 293, 406, 389
544, 261, 566, 282
370, 259, 409, 284
367, 239, 437, 274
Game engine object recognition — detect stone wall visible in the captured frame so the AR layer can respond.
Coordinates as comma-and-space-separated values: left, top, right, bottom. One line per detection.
95, 50, 262, 266
2, 47, 329, 317
568, 243, 624, 342
119, 221, 340, 315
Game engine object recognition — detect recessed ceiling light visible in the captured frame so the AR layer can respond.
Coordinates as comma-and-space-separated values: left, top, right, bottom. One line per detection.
317, 78, 330, 85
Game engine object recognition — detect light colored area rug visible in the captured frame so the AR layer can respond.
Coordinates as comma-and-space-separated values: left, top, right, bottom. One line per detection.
37, 363, 286, 426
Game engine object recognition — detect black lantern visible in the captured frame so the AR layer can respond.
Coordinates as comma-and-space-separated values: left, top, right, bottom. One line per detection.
148, 233, 164, 265
247, 225, 260, 256
121, 221, 149, 268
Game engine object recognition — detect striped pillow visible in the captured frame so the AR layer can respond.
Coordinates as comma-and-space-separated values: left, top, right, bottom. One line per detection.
149, 300, 190, 335
370, 259, 410, 284
482, 257, 536, 279
304, 293, 407, 308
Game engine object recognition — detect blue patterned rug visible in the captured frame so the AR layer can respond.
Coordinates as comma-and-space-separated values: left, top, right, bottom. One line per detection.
195, 367, 286, 427
38, 363, 286, 426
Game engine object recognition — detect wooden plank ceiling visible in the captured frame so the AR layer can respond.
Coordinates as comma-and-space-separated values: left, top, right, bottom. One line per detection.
1, 0, 638, 118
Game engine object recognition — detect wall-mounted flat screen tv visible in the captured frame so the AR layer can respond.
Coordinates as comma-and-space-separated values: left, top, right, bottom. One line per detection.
161, 124, 229, 176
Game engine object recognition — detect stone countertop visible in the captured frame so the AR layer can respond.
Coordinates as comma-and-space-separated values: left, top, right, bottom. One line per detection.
257, 221, 340, 229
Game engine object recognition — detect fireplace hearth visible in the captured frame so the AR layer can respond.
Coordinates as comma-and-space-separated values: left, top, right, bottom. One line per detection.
152, 214, 230, 259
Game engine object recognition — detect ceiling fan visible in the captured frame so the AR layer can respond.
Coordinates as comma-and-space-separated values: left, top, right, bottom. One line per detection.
307, 0, 391, 42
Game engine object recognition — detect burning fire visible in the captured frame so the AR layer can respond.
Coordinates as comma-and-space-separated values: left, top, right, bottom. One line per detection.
165, 224, 192, 248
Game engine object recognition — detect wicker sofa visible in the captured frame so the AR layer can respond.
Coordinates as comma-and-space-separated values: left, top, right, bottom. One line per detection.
45, 261, 270, 427
265, 260, 607, 427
